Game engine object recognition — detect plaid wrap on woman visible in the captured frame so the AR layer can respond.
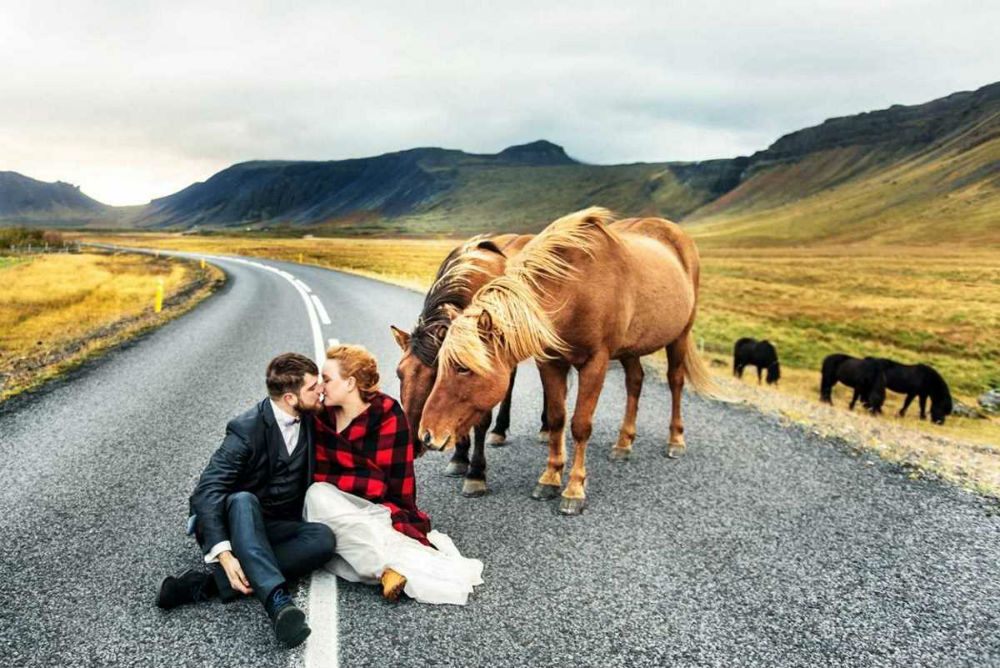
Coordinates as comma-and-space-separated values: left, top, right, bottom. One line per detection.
313, 392, 432, 545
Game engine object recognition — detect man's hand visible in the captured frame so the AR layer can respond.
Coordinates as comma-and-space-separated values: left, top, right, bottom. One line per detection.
219, 550, 253, 595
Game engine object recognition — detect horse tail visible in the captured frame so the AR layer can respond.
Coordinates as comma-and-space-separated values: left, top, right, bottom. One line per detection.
683, 331, 721, 398
732, 339, 743, 377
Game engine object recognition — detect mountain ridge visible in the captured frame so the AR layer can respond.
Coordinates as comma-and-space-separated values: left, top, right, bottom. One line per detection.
3, 81, 998, 243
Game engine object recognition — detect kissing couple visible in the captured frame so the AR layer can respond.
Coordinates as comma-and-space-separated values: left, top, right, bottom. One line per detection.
156, 346, 484, 648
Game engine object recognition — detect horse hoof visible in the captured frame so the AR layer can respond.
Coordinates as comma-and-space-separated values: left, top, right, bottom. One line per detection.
537, 430, 550, 443
444, 461, 469, 477
487, 433, 507, 448
531, 483, 561, 500
665, 445, 685, 459
558, 497, 586, 515
608, 448, 631, 462
462, 479, 488, 497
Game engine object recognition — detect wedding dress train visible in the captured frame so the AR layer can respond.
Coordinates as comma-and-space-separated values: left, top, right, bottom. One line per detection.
304, 482, 484, 605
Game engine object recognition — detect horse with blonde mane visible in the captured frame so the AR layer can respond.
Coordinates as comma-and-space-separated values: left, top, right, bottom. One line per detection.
389, 232, 541, 497
419, 207, 716, 515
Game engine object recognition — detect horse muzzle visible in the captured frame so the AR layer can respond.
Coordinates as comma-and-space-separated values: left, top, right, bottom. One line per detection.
420, 429, 452, 452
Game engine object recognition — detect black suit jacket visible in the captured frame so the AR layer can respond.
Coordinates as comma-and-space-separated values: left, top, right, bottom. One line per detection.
188, 398, 315, 556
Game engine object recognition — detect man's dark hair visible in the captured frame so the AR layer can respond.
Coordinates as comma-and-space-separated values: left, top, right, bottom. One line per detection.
266, 353, 319, 399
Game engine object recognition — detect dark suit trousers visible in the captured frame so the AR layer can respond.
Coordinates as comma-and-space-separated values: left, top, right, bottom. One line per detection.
213, 491, 335, 604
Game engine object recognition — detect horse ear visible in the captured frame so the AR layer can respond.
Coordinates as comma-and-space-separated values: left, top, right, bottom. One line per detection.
476, 240, 505, 257
442, 303, 462, 321
477, 309, 493, 334
390, 325, 411, 351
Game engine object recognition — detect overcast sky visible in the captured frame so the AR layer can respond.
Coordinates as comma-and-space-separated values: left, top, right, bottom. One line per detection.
1, 1, 997, 205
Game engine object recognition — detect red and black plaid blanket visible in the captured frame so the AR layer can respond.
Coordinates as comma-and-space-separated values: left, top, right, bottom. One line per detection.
313, 392, 432, 545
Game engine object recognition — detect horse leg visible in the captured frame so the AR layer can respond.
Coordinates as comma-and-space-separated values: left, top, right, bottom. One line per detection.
919, 395, 928, 420
537, 362, 551, 442
444, 433, 471, 477
849, 389, 859, 411
820, 374, 834, 404
488, 367, 517, 447
559, 352, 610, 516
757, 366, 763, 385
899, 394, 915, 418
462, 411, 491, 497
610, 356, 643, 462
666, 337, 689, 458
531, 360, 570, 501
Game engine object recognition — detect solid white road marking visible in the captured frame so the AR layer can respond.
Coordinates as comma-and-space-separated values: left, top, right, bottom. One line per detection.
98, 247, 341, 666
311, 295, 332, 325
304, 570, 340, 668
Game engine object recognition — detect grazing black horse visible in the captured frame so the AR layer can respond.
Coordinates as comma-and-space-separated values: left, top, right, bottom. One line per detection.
820, 353, 886, 414
876, 358, 953, 425
733, 337, 781, 385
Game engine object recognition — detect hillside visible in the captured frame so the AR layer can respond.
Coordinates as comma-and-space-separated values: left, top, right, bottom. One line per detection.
4, 81, 998, 241
687, 81, 1000, 246
130, 140, 740, 233
130, 80, 999, 240
0, 172, 109, 226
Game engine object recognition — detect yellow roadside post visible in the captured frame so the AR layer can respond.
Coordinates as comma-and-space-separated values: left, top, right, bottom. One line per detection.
154, 279, 164, 313
298, 253, 303, 264
200, 258, 206, 269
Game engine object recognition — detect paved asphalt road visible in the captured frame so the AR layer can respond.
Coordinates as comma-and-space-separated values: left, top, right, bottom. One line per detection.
1, 254, 998, 668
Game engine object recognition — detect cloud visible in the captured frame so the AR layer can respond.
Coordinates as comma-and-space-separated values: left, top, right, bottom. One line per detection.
0, 0, 997, 205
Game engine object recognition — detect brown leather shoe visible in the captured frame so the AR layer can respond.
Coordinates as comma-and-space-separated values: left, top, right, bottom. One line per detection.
380, 568, 407, 601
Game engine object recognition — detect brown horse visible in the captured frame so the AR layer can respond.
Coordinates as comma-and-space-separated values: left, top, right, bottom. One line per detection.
419, 207, 716, 515
389, 232, 539, 497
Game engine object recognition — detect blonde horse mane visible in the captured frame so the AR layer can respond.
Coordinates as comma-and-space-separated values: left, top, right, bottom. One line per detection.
429, 234, 497, 298
438, 207, 619, 374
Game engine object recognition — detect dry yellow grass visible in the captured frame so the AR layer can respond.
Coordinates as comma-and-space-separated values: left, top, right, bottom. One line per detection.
0, 251, 223, 400
77, 233, 453, 292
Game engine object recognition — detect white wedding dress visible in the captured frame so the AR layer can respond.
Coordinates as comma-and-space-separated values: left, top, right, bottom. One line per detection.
304, 482, 484, 605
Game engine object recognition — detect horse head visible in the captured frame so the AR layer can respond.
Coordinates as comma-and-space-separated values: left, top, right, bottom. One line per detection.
931, 384, 953, 425
419, 308, 514, 451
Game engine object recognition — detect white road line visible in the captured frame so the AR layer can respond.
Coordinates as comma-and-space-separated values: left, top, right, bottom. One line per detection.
304, 570, 340, 668
97, 247, 341, 666
311, 295, 332, 325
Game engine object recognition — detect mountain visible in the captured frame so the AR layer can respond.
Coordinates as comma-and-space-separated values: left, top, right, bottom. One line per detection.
128, 139, 745, 234
686, 81, 1000, 246
4, 81, 998, 242
0, 172, 109, 225
132, 80, 998, 241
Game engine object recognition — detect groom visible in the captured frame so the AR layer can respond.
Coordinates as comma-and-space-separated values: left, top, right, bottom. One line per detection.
157, 352, 336, 649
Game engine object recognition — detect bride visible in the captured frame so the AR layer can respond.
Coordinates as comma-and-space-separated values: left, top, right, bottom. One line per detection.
305, 343, 483, 605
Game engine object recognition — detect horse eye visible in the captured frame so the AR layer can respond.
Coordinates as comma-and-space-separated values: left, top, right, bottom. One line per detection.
455, 364, 471, 375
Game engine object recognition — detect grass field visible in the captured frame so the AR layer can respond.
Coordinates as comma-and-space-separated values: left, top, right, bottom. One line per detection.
76, 233, 999, 466
0, 251, 223, 400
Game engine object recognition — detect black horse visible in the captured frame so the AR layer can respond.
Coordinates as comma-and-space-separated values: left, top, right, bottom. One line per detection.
876, 358, 953, 425
733, 337, 781, 385
820, 353, 886, 414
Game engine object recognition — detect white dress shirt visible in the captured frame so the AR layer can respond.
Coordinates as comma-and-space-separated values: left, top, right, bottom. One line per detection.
204, 400, 303, 564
